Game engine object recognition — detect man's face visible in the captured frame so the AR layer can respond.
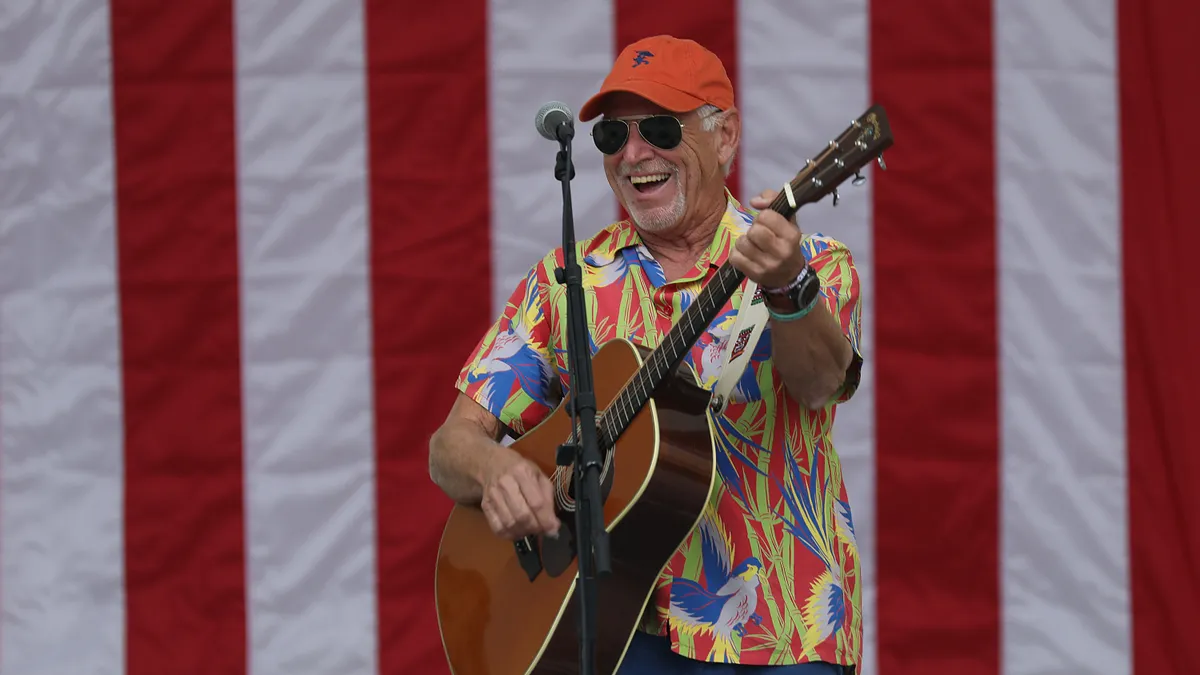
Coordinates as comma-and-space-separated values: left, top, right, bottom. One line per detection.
597, 93, 732, 233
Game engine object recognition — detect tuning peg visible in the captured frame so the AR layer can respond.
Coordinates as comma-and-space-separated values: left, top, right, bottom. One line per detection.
877, 154, 887, 171
852, 172, 866, 186
832, 188, 840, 207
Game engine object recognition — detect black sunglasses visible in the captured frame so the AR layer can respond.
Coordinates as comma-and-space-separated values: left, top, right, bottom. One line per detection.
591, 114, 687, 155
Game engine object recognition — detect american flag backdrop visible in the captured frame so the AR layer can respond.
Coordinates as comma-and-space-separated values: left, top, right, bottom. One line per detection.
1, 0, 1197, 674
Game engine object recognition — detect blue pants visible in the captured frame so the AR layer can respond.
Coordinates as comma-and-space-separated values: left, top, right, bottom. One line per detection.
616, 631, 851, 674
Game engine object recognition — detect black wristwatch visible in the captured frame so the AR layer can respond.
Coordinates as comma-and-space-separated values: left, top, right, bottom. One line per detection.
763, 264, 821, 315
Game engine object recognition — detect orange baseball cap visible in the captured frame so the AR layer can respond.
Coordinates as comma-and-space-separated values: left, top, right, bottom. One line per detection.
578, 35, 735, 121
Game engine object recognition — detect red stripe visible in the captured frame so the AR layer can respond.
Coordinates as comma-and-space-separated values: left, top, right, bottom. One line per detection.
870, 3, 1000, 674
363, 3, 492, 673
614, 0, 741, 202
1119, 1, 1200, 672
109, 2, 247, 674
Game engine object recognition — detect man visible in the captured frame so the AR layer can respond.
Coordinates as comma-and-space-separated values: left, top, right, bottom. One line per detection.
429, 35, 864, 674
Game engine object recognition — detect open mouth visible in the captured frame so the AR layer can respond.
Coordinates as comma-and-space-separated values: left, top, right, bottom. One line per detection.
629, 173, 671, 194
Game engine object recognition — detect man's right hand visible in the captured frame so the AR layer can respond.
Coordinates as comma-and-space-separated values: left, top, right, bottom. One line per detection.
480, 447, 562, 540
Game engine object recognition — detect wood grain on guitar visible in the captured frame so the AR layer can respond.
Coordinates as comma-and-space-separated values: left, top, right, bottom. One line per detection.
434, 105, 894, 675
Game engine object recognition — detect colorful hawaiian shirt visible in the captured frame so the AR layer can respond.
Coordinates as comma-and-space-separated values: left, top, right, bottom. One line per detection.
454, 191, 865, 667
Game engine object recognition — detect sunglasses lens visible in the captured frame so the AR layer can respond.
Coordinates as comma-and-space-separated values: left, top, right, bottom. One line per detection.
638, 116, 683, 150
593, 121, 629, 155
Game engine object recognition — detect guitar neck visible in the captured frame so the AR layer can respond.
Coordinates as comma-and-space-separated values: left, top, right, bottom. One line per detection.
583, 102, 894, 450
595, 259, 746, 448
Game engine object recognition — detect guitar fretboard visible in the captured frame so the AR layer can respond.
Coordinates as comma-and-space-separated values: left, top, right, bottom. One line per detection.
593, 260, 746, 448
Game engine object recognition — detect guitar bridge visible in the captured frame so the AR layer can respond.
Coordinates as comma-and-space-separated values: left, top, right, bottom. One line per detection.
513, 536, 542, 582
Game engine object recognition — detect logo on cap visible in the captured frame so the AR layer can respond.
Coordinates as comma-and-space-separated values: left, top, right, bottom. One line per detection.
632, 50, 653, 67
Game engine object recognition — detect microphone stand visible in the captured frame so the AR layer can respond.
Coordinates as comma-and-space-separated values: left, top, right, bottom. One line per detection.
550, 118, 610, 675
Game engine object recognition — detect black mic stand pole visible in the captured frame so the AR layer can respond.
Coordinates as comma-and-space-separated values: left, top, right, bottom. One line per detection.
550, 118, 610, 675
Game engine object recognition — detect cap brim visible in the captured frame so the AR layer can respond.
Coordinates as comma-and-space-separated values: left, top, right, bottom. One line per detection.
578, 80, 707, 121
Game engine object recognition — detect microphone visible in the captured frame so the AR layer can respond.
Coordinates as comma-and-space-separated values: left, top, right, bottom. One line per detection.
535, 101, 574, 143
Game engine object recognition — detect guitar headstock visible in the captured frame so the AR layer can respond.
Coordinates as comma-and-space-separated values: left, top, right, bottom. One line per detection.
769, 104, 893, 217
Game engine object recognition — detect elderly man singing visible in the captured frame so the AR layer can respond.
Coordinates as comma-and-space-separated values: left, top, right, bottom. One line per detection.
429, 34, 865, 675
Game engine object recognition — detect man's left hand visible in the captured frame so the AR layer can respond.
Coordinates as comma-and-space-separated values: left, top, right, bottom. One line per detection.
731, 188, 806, 289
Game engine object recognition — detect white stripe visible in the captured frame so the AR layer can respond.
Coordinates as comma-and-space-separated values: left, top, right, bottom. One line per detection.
0, 1, 126, 673
487, 0, 616, 315
234, 2, 379, 673
996, 2, 1129, 674
738, 2, 875, 670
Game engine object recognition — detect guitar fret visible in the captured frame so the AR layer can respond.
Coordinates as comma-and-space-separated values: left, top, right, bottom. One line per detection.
619, 390, 632, 424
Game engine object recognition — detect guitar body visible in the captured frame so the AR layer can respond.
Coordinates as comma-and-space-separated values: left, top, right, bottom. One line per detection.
434, 338, 718, 675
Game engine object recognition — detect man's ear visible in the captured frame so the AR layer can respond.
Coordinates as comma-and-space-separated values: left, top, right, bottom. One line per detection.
716, 106, 740, 167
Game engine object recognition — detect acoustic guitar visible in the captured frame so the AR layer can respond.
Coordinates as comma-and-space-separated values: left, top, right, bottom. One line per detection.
435, 104, 894, 675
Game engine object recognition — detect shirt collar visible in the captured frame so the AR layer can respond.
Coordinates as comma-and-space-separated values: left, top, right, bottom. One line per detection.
582, 188, 755, 271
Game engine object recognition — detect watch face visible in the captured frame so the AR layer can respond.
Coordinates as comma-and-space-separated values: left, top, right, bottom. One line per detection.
797, 269, 821, 306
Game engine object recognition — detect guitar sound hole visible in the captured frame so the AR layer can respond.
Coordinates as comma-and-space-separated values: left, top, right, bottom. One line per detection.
541, 440, 617, 578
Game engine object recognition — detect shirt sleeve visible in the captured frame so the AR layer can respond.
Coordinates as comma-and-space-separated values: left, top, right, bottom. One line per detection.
454, 262, 560, 436
803, 234, 864, 404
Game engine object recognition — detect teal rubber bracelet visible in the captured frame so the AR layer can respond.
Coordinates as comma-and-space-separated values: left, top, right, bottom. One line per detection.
766, 292, 820, 322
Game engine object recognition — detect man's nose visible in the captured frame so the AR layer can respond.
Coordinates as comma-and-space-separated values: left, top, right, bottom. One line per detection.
619, 123, 655, 165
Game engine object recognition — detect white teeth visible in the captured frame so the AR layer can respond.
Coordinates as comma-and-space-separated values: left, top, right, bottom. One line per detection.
630, 173, 669, 184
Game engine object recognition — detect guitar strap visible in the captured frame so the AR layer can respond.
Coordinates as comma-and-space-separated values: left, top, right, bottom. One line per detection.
708, 278, 770, 416
710, 186, 809, 415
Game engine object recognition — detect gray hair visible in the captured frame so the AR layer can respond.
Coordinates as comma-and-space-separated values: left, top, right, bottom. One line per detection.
697, 104, 736, 177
